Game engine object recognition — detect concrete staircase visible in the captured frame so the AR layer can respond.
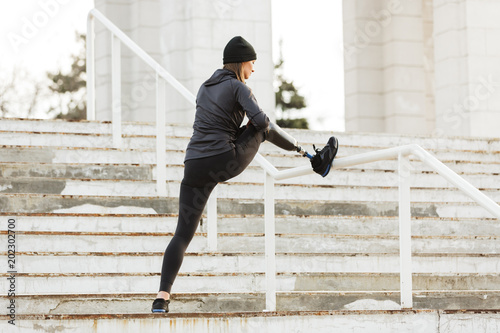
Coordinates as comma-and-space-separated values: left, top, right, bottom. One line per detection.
1, 118, 500, 330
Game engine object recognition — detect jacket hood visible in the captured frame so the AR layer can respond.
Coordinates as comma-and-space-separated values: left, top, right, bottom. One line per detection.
204, 69, 237, 87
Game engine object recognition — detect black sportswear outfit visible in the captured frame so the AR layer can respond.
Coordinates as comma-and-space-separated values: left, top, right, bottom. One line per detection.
159, 69, 270, 293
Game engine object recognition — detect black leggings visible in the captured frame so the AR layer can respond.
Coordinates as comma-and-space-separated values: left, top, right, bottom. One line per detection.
159, 125, 264, 293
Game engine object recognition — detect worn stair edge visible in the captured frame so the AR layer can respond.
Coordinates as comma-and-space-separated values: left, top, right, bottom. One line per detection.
6, 251, 500, 257
5, 251, 500, 275
6, 310, 500, 333
3, 131, 500, 156
1, 193, 498, 219
1, 163, 499, 187
2, 179, 500, 203
2, 145, 500, 165
3, 308, 500, 319
2, 142, 499, 159
1, 164, 499, 193
4, 291, 500, 314
1, 117, 499, 149
5, 230, 500, 241
0, 212, 495, 221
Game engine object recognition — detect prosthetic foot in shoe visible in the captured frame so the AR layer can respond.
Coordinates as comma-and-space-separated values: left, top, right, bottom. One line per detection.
310, 136, 339, 177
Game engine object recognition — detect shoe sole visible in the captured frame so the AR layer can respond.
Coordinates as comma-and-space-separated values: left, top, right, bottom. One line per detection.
321, 136, 338, 177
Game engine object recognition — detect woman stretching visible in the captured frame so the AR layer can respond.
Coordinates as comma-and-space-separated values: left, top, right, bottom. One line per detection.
152, 36, 338, 313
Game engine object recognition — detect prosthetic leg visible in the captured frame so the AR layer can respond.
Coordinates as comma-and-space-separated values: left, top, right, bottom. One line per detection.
265, 122, 339, 177
265, 122, 312, 158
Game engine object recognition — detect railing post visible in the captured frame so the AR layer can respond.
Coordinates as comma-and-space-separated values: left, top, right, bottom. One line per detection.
398, 152, 413, 309
207, 187, 218, 251
264, 171, 276, 311
86, 14, 95, 121
156, 74, 167, 196
111, 32, 122, 148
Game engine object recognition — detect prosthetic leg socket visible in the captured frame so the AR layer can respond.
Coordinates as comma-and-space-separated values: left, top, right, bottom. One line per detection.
265, 122, 311, 157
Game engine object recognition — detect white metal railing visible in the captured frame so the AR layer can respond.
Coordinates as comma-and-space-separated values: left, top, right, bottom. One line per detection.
86, 8, 195, 196
85, 9, 500, 313
249, 143, 500, 311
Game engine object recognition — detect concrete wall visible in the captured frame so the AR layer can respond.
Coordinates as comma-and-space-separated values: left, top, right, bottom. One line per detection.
344, 0, 500, 138
93, 0, 162, 123
93, 0, 274, 125
158, 0, 275, 125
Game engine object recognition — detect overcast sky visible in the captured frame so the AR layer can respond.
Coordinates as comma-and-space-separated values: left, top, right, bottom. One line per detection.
0, 0, 344, 131
272, 0, 345, 131
0, 0, 94, 74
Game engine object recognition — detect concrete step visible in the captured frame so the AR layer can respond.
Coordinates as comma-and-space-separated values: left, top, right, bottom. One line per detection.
0, 162, 154, 181
12, 252, 500, 274
1, 118, 498, 152
3, 272, 500, 295
6, 214, 499, 237
1, 118, 498, 317
0, 119, 193, 136
2, 177, 499, 203
4, 291, 500, 314
0, 145, 162, 164
2, 146, 499, 177
2, 130, 499, 164
3, 231, 500, 254
4, 310, 500, 333
0, 194, 496, 218
2, 162, 499, 190
62, 182, 500, 203
2, 129, 500, 161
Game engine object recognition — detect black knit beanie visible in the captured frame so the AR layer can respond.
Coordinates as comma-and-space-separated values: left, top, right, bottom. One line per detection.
223, 36, 257, 64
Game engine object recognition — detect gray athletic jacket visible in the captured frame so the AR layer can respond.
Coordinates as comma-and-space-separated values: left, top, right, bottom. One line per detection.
185, 69, 270, 162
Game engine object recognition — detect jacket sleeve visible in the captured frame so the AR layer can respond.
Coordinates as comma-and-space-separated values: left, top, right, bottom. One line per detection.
233, 81, 270, 132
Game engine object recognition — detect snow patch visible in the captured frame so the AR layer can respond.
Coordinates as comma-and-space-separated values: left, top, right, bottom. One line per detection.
53, 204, 157, 214
343, 299, 401, 311
0, 185, 13, 192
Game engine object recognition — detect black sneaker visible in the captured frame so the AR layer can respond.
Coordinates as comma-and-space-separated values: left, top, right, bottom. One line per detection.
151, 298, 170, 313
310, 136, 339, 177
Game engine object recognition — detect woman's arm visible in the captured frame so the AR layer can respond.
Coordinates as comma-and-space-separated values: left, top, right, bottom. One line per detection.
233, 82, 270, 132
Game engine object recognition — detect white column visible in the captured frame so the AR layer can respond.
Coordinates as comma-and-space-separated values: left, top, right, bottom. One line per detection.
343, 0, 430, 135
382, 0, 427, 135
434, 0, 500, 138
94, 0, 128, 121
160, 0, 275, 125
422, 0, 435, 132
96, 0, 274, 125
343, 0, 385, 132
94, 0, 161, 123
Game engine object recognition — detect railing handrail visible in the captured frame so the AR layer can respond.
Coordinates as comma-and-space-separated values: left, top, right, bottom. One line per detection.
254, 143, 500, 311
